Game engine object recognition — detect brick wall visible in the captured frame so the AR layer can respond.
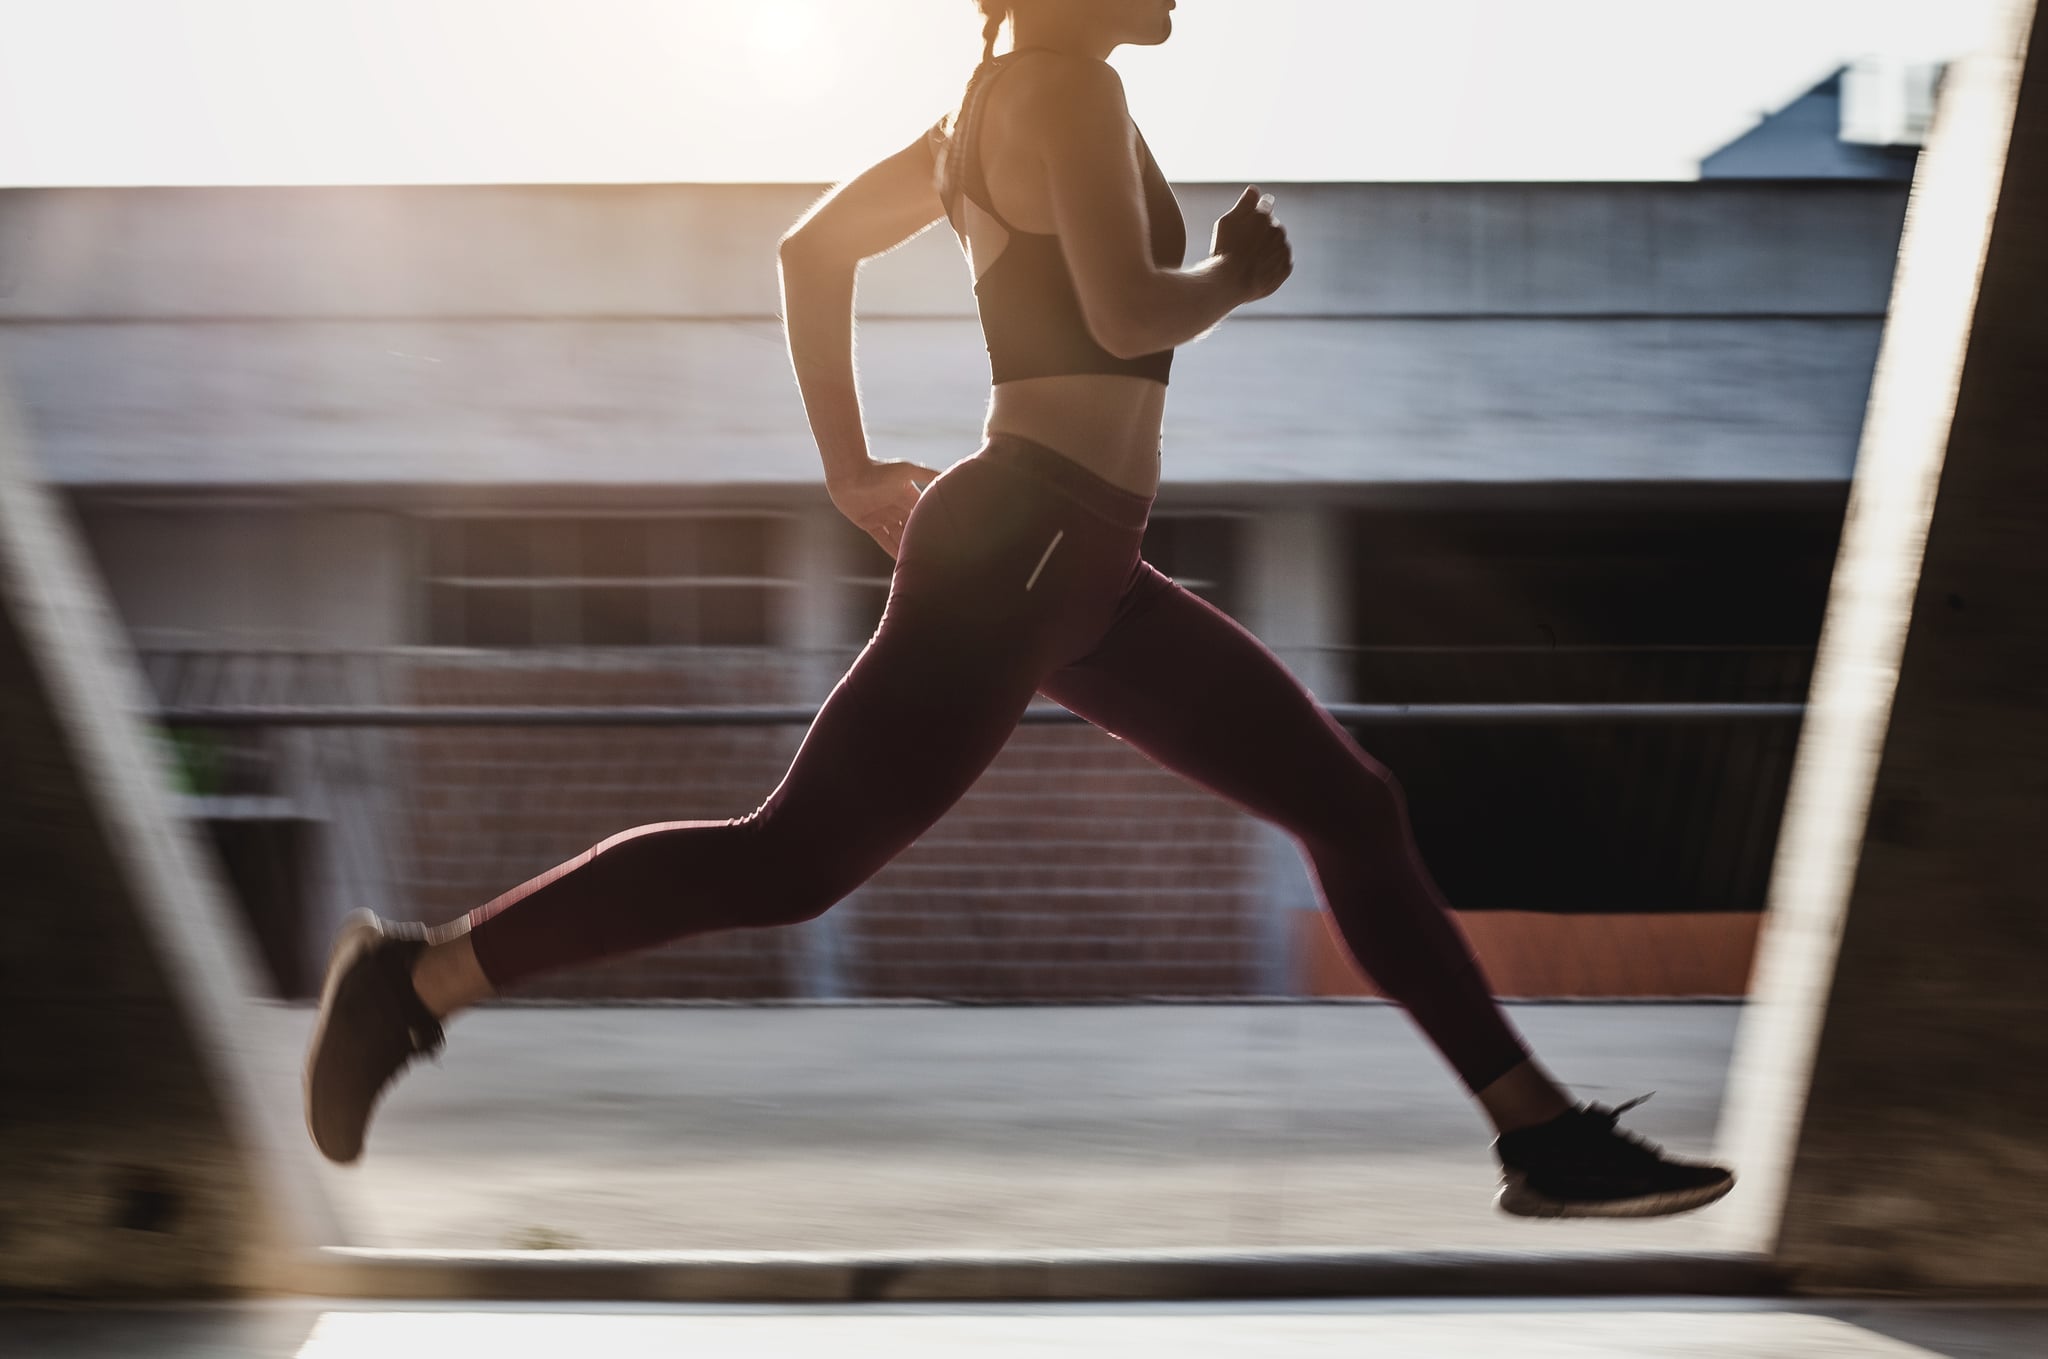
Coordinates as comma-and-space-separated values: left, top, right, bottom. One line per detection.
399, 653, 1270, 1000
401, 653, 807, 999
845, 724, 1265, 999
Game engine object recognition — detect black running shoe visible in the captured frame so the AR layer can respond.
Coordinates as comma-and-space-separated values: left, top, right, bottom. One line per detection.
303, 908, 445, 1164
1493, 1093, 1735, 1219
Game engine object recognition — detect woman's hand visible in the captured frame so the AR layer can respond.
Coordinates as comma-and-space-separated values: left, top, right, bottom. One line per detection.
1212, 186, 1293, 303
829, 458, 943, 560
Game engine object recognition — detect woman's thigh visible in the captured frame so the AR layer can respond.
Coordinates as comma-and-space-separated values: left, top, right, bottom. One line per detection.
754, 458, 1134, 888
1037, 569, 1397, 840
754, 603, 1042, 895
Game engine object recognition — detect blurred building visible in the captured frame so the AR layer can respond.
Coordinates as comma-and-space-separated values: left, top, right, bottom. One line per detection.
1701, 57, 1940, 179
0, 145, 1910, 1001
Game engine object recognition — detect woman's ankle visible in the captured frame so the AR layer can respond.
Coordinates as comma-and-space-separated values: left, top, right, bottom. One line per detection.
409, 932, 492, 1020
1477, 1059, 1574, 1136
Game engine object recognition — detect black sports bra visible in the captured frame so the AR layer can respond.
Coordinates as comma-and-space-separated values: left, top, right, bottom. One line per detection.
930, 51, 1188, 386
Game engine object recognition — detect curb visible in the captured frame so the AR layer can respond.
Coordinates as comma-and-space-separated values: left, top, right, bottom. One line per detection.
301, 1246, 1782, 1303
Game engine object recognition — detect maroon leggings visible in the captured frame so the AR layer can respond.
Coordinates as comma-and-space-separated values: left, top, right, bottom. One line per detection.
465, 434, 1531, 1093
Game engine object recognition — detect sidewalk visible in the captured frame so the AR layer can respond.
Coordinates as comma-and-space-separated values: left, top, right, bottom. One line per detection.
274, 1002, 1744, 1255
16, 1297, 2048, 1358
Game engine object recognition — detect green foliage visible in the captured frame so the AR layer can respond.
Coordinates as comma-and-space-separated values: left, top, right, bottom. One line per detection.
157, 726, 225, 796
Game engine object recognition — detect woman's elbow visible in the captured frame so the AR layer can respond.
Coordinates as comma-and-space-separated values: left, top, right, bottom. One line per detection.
1078, 276, 1166, 359
1087, 307, 1153, 362
778, 226, 846, 274
777, 228, 817, 269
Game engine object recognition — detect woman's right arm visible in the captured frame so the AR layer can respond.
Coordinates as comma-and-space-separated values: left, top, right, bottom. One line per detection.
1024, 57, 1291, 359
777, 133, 949, 558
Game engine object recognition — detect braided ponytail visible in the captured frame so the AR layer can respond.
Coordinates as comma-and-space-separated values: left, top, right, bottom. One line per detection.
938, 0, 1009, 204
977, 1, 1008, 65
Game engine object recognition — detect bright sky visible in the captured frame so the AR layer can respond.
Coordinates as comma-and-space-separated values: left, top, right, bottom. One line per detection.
0, 0, 2005, 185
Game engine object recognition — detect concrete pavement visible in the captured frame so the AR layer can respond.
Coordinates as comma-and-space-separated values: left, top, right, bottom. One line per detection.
28, 1004, 2048, 1346
270, 1002, 1746, 1255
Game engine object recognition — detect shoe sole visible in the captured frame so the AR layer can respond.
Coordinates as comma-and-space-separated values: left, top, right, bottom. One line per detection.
1497, 1169, 1736, 1219
302, 908, 389, 1164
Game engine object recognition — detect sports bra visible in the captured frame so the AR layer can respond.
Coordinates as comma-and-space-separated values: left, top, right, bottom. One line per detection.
929, 50, 1188, 386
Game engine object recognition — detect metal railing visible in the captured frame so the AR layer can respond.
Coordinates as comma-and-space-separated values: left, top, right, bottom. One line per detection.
141, 645, 1811, 1001
157, 700, 1804, 728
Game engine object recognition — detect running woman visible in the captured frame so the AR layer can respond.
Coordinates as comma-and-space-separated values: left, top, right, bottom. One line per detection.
306, 0, 1734, 1220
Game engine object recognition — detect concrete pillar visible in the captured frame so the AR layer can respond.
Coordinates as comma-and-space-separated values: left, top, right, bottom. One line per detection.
1242, 506, 1351, 995
1243, 506, 1350, 701
1719, 0, 2048, 1292
0, 371, 338, 1295
783, 503, 851, 998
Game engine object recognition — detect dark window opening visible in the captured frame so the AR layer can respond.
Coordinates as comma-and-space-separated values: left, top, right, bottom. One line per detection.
420, 515, 787, 648
1341, 492, 1847, 916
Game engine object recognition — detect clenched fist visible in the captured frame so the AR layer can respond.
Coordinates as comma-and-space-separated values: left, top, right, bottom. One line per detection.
1213, 186, 1293, 303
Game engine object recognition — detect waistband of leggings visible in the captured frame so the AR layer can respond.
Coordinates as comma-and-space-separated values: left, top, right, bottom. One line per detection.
970, 433, 1155, 532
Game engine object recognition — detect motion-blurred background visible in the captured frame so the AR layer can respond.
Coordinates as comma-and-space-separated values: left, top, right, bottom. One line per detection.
0, 0, 2013, 1264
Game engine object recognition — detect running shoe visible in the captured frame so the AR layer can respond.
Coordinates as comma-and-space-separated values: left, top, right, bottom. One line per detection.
303, 908, 444, 1164
1494, 1093, 1735, 1218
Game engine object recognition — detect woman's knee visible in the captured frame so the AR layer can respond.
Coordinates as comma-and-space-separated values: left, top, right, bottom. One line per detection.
717, 810, 858, 928
584, 812, 841, 932
748, 877, 848, 929
1338, 735, 1404, 797
1294, 763, 1409, 852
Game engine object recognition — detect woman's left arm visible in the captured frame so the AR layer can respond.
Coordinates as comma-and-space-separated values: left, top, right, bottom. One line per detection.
778, 131, 949, 554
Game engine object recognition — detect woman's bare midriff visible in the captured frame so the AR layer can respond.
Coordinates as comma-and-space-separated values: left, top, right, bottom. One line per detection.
982, 374, 1166, 498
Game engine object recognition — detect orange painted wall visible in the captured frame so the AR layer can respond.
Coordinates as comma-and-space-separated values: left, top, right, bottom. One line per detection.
1298, 909, 1762, 999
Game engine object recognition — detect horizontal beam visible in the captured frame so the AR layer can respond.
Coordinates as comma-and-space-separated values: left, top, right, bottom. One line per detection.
298, 1245, 1783, 1303
154, 702, 1806, 728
